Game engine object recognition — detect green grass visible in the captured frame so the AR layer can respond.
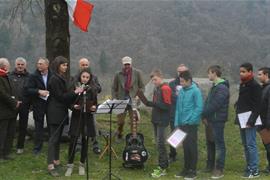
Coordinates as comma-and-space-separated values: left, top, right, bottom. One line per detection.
0, 107, 269, 180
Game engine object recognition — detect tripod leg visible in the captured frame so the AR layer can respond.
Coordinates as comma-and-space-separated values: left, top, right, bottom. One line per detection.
111, 147, 119, 159
99, 145, 109, 160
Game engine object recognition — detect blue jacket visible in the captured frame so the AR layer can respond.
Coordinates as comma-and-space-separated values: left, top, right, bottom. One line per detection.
202, 79, 230, 123
174, 83, 203, 126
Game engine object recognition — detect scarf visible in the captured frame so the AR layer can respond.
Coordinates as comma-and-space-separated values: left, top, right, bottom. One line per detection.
0, 68, 7, 77
123, 67, 132, 93
240, 72, 254, 84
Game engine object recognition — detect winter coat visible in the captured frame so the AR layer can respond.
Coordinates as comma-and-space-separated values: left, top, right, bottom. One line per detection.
0, 69, 17, 120
111, 67, 144, 99
148, 83, 172, 126
259, 81, 270, 129
175, 83, 203, 126
47, 73, 77, 125
235, 78, 262, 126
69, 79, 98, 137
8, 70, 30, 102
202, 79, 230, 123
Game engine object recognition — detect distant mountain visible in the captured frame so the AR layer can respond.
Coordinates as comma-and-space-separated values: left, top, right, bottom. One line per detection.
1, 0, 270, 83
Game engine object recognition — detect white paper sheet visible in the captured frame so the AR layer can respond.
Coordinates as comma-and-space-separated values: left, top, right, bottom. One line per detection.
167, 128, 187, 149
238, 111, 262, 129
96, 99, 129, 115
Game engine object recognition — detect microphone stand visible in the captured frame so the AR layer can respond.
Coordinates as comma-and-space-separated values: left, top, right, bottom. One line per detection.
83, 91, 90, 180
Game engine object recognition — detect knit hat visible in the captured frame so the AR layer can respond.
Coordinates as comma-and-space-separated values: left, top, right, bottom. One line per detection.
122, 56, 132, 65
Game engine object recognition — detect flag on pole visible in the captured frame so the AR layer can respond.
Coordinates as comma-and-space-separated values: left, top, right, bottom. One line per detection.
65, 0, 94, 32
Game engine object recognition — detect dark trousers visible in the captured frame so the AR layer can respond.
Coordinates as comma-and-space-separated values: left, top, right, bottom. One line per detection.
47, 124, 64, 164
16, 101, 30, 149
181, 125, 198, 171
263, 143, 270, 167
117, 105, 133, 137
33, 102, 47, 151
0, 118, 16, 157
68, 136, 88, 164
153, 124, 168, 169
169, 120, 177, 158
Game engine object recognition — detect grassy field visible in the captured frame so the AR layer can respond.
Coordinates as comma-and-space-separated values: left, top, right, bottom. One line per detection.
0, 107, 269, 180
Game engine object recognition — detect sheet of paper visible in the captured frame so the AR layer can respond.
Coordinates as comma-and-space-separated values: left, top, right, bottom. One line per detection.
238, 111, 262, 129
167, 128, 187, 149
96, 99, 129, 114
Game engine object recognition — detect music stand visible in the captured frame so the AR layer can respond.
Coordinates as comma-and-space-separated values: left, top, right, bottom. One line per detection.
96, 99, 129, 180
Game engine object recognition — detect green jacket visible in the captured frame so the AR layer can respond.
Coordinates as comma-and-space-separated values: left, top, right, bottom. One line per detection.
0, 74, 17, 120
111, 68, 145, 99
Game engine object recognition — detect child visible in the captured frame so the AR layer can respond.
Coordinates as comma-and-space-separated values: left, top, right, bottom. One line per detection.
65, 68, 98, 177
174, 71, 203, 180
142, 69, 172, 178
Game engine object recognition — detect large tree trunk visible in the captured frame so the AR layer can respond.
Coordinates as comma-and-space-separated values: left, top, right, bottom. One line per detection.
45, 0, 70, 76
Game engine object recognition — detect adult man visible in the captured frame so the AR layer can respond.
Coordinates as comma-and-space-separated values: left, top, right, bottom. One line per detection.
26, 57, 52, 154
111, 56, 145, 141
9, 57, 31, 154
0, 58, 20, 160
168, 64, 189, 163
257, 67, 270, 175
71, 57, 101, 154
235, 63, 261, 178
202, 65, 230, 179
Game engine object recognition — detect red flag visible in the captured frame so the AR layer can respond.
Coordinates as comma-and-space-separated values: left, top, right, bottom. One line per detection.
66, 0, 94, 32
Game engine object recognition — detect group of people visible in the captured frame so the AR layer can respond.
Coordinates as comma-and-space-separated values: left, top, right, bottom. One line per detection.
0, 56, 101, 177
0, 55, 270, 180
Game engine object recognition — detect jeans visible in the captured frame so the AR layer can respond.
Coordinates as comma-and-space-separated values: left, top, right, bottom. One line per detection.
68, 136, 88, 164
180, 125, 198, 171
153, 124, 168, 169
240, 127, 259, 172
211, 122, 226, 170
116, 105, 133, 137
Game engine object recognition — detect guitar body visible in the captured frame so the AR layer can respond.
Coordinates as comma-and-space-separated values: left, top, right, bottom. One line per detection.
122, 100, 148, 168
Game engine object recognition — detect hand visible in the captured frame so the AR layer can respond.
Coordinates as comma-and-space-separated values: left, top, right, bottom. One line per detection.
202, 118, 208, 126
74, 87, 84, 94
16, 101, 22, 108
38, 90, 49, 97
90, 105, 96, 111
74, 104, 80, 109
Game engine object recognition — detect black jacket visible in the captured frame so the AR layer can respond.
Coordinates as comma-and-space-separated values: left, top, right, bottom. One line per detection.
235, 78, 262, 126
47, 73, 77, 125
202, 79, 230, 123
8, 70, 30, 102
26, 69, 52, 106
169, 77, 180, 122
0, 72, 17, 120
259, 81, 270, 129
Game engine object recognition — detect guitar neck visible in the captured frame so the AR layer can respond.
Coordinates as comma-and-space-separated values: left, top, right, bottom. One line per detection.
131, 99, 138, 137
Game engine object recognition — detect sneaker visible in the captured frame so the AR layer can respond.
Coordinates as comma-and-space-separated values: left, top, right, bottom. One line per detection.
79, 162, 85, 176
211, 169, 224, 179
202, 166, 214, 173
17, 149, 24, 154
184, 170, 197, 180
93, 147, 101, 155
241, 170, 260, 179
48, 168, 59, 177
65, 164, 73, 177
151, 166, 167, 178
175, 169, 188, 178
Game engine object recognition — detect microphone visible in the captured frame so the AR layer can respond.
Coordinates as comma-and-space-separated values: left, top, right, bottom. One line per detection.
78, 83, 89, 96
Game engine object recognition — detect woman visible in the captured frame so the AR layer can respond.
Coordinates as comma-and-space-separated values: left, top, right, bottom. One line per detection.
47, 56, 83, 177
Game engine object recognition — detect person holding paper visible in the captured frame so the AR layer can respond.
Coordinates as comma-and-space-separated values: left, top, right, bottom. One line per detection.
235, 62, 262, 178
174, 71, 203, 180
168, 64, 189, 163
26, 57, 52, 155
202, 65, 230, 179
143, 69, 171, 178
111, 56, 145, 142
257, 67, 270, 174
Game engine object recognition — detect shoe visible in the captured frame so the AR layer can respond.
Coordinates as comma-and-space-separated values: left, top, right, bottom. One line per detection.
48, 168, 60, 177
65, 164, 74, 177
79, 162, 85, 176
17, 149, 24, 154
202, 166, 214, 173
241, 170, 260, 179
151, 166, 167, 178
184, 170, 197, 180
175, 169, 188, 178
261, 166, 270, 174
93, 147, 101, 154
211, 169, 224, 179
168, 156, 177, 164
